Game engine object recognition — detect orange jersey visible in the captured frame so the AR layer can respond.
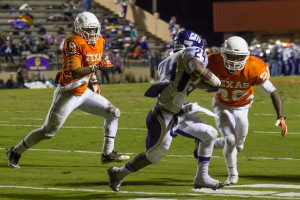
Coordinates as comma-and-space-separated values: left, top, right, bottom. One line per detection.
207, 53, 270, 107
59, 34, 105, 95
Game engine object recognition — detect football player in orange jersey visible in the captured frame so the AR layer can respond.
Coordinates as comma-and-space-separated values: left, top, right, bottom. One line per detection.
7, 11, 130, 169
197, 36, 287, 186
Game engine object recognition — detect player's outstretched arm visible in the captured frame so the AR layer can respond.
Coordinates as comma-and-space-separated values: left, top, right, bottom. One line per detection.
271, 90, 287, 137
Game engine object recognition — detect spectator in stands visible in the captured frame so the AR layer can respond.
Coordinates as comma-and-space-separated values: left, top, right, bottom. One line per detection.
23, 31, 35, 46
140, 35, 150, 65
101, 52, 111, 84
149, 50, 162, 83
83, 0, 92, 10
0, 41, 15, 63
130, 23, 138, 42
168, 16, 177, 40
132, 42, 143, 59
54, 27, 66, 45
111, 52, 123, 83
0, 32, 6, 47
124, 41, 135, 64
35, 38, 48, 53
116, 0, 133, 18
269, 45, 280, 76
19, 38, 32, 59
17, 66, 26, 88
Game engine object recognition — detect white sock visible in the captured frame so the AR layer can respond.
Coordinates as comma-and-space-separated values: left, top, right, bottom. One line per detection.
227, 166, 238, 177
196, 162, 209, 179
102, 137, 115, 155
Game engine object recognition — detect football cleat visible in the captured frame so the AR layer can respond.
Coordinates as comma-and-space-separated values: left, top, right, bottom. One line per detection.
107, 167, 123, 192
194, 176, 225, 190
7, 147, 21, 168
101, 150, 130, 164
224, 175, 239, 186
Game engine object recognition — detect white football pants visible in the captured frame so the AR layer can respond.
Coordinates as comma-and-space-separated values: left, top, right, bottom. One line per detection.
145, 105, 217, 164
14, 85, 119, 155
212, 97, 251, 176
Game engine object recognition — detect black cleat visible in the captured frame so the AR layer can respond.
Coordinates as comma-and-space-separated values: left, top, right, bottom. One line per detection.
7, 147, 21, 168
101, 150, 130, 164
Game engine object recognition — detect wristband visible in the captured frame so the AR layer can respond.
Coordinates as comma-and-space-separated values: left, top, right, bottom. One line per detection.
206, 74, 221, 87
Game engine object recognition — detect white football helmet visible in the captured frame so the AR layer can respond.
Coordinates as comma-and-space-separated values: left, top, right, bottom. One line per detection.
221, 36, 250, 72
74, 11, 101, 45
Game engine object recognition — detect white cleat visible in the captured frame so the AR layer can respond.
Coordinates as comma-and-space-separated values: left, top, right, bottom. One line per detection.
107, 167, 123, 192
194, 176, 225, 190
225, 175, 239, 186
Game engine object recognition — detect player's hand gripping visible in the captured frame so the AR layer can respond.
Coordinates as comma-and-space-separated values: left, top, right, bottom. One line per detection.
275, 117, 287, 138
89, 56, 114, 73
97, 56, 114, 70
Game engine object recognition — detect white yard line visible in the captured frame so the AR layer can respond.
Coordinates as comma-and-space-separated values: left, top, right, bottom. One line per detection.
0, 185, 300, 199
10, 118, 43, 121
0, 148, 299, 161
1, 123, 300, 134
252, 131, 300, 134
0, 123, 146, 131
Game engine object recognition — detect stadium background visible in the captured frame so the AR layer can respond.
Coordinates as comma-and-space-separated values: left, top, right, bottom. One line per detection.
0, 0, 299, 199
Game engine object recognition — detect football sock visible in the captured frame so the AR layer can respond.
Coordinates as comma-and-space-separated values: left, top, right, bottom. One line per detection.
118, 164, 132, 179
196, 160, 210, 178
102, 136, 115, 155
227, 166, 238, 177
13, 140, 27, 155
13, 128, 45, 154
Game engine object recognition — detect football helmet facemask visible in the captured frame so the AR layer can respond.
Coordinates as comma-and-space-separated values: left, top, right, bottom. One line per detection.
173, 30, 206, 52
74, 11, 101, 45
221, 36, 250, 72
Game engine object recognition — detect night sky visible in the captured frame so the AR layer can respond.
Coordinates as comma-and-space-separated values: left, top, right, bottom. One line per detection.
135, 0, 258, 46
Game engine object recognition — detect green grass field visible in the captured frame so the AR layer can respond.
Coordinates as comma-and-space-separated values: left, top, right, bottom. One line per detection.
0, 76, 300, 200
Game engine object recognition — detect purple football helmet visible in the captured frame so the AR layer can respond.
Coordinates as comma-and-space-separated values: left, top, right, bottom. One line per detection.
173, 30, 206, 52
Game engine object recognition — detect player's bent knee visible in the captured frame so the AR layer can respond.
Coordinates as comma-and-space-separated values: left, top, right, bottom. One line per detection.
107, 103, 120, 118
225, 135, 236, 146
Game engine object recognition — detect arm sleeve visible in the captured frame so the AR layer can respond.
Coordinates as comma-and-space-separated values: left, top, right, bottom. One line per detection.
259, 80, 276, 96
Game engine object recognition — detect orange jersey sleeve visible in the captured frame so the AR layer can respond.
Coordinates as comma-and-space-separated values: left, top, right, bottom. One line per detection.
207, 53, 270, 107
59, 35, 105, 95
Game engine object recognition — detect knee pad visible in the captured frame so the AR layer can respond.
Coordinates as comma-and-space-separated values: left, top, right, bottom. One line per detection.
107, 103, 120, 118
225, 135, 236, 147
